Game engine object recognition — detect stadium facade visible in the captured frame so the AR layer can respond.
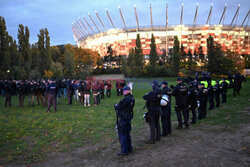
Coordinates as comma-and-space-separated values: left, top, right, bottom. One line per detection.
72, 3, 250, 57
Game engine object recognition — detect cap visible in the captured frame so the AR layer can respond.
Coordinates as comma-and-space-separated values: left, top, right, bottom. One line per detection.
123, 86, 131, 91
161, 81, 168, 85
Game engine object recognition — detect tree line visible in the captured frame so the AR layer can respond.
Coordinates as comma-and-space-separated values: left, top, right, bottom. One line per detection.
120, 34, 247, 77
0, 16, 101, 80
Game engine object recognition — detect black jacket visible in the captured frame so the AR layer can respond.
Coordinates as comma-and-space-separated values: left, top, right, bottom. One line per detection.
115, 93, 135, 119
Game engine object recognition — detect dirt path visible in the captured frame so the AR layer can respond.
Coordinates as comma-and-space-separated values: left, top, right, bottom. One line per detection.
6, 108, 250, 167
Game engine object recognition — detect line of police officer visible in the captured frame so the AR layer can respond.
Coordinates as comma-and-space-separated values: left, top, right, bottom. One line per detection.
114, 71, 246, 156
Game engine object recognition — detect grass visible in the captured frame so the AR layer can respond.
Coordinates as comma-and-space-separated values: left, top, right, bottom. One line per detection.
0, 77, 249, 164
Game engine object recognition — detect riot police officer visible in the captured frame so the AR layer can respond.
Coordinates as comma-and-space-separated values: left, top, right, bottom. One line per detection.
114, 86, 135, 156
4, 80, 12, 107
214, 81, 221, 107
187, 81, 198, 124
160, 81, 172, 136
171, 77, 189, 129
207, 81, 215, 110
220, 78, 228, 103
197, 83, 208, 119
143, 80, 162, 144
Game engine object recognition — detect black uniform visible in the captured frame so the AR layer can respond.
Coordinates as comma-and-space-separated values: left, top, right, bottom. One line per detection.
143, 84, 162, 143
197, 86, 208, 119
115, 93, 135, 155
187, 85, 198, 124
207, 83, 214, 110
220, 81, 228, 103
46, 82, 58, 112
172, 82, 189, 128
214, 82, 221, 107
160, 86, 172, 136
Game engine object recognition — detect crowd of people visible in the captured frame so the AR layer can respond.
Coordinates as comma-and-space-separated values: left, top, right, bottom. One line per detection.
114, 71, 246, 156
0, 78, 127, 111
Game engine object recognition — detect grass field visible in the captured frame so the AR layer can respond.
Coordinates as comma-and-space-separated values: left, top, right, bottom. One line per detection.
0, 77, 249, 164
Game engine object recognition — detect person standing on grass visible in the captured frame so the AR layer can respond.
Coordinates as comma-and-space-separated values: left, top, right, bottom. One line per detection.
114, 86, 135, 156
171, 77, 189, 129
46, 79, 58, 112
160, 81, 172, 136
17, 80, 26, 108
220, 78, 228, 104
84, 80, 91, 106
143, 80, 162, 144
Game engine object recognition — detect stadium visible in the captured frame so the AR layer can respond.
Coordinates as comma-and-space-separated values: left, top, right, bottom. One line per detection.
72, 3, 250, 57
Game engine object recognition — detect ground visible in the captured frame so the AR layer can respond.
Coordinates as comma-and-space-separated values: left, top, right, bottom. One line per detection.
0, 77, 249, 167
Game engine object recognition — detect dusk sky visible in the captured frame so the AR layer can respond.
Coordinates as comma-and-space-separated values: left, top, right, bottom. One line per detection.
0, 0, 249, 46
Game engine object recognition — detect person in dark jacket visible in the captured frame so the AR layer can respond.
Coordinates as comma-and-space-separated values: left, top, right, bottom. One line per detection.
171, 77, 189, 129
79, 82, 85, 105
160, 81, 172, 136
17, 80, 26, 108
220, 78, 228, 103
106, 80, 112, 97
35, 81, 44, 105
197, 83, 208, 119
207, 81, 215, 110
114, 86, 135, 156
67, 80, 74, 105
186, 81, 198, 124
46, 80, 58, 112
3, 80, 12, 107
143, 80, 162, 144
27, 81, 36, 106
214, 81, 221, 107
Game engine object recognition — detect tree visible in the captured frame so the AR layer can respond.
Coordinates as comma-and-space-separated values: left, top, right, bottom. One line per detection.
173, 36, 180, 76
135, 33, 144, 73
0, 16, 11, 79
64, 47, 75, 79
51, 61, 63, 79
187, 48, 193, 71
180, 44, 186, 62
149, 33, 157, 67
18, 24, 32, 78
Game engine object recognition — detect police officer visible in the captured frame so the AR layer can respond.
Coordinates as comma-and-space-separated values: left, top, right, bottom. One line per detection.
220, 78, 228, 103
171, 77, 189, 129
187, 81, 198, 124
143, 80, 162, 144
160, 81, 172, 136
214, 81, 221, 107
114, 86, 135, 156
27, 81, 36, 106
207, 81, 215, 110
197, 83, 208, 119
46, 80, 58, 112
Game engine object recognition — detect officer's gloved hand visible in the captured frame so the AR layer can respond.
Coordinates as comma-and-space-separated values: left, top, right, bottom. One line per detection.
114, 103, 119, 110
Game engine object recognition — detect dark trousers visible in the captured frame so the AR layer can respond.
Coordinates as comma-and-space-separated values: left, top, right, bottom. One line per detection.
175, 104, 188, 127
116, 89, 120, 96
161, 105, 172, 135
5, 93, 12, 107
149, 113, 161, 142
79, 91, 84, 104
198, 104, 206, 119
47, 94, 57, 112
107, 89, 111, 97
67, 91, 73, 104
93, 94, 98, 105
101, 89, 104, 98
19, 95, 25, 108
187, 105, 197, 123
215, 93, 220, 107
221, 92, 227, 103
118, 121, 132, 154
208, 94, 214, 109
36, 93, 44, 105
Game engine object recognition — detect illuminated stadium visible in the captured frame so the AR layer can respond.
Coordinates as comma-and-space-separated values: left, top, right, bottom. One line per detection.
72, 3, 250, 57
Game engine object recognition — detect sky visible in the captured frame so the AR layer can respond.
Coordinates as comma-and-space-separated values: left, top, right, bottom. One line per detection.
0, 0, 249, 45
